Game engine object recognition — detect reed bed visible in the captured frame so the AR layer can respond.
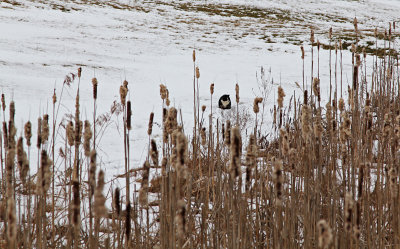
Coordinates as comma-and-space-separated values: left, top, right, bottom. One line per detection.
0, 22, 399, 249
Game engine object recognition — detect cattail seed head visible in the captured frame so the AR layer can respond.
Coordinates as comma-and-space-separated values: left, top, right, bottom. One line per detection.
313, 78, 320, 102
41, 114, 49, 142
175, 199, 186, 239
329, 27, 332, 39
37, 150, 51, 196
24, 121, 32, 147
92, 77, 98, 100
345, 192, 354, 232
273, 158, 283, 206
77, 67, 82, 78
230, 127, 241, 178
195, 66, 200, 79
253, 97, 263, 114
6, 198, 16, 246
301, 46, 305, 59
89, 150, 96, 198
280, 128, 289, 156
17, 137, 28, 183
126, 203, 131, 241
147, 112, 154, 136
72, 180, 80, 226
84, 120, 92, 157
192, 49, 196, 62
1, 94, 5, 112
150, 139, 159, 166
114, 188, 121, 217
52, 89, 57, 104
225, 120, 231, 146
235, 83, 239, 103
201, 127, 206, 146
120, 85, 128, 105
317, 219, 333, 249
339, 98, 345, 112
278, 86, 285, 108
9, 101, 15, 122
201, 105, 206, 112
210, 83, 214, 95
127, 101, 132, 130
139, 161, 150, 206
94, 170, 107, 218
37, 117, 42, 148
165, 108, 178, 135
67, 121, 74, 147
123, 80, 128, 88
160, 84, 168, 100
301, 104, 311, 141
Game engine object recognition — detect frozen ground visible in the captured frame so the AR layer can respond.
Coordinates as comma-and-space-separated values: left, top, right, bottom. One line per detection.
0, 0, 399, 188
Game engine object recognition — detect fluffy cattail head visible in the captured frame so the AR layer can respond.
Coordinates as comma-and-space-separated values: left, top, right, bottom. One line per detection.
41, 114, 50, 142
160, 84, 168, 100
175, 199, 186, 239
195, 66, 200, 79
92, 77, 98, 99
37, 150, 51, 196
253, 97, 263, 114
139, 161, 150, 206
230, 127, 241, 178
120, 84, 128, 105
224, 120, 231, 146
317, 219, 333, 249
67, 121, 74, 147
278, 86, 285, 108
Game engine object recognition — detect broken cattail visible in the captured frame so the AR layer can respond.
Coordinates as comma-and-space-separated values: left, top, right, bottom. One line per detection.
92, 77, 98, 100
317, 219, 333, 249
175, 199, 186, 239
278, 86, 285, 108
24, 121, 32, 147
201, 127, 206, 146
196, 66, 200, 79
150, 139, 159, 166
230, 127, 241, 178
127, 101, 132, 130
114, 188, 121, 217
210, 83, 214, 95
253, 97, 263, 114
235, 83, 239, 103
37, 117, 42, 149
225, 120, 231, 146
345, 192, 354, 232
53, 89, 57, 104
273, 158, 283, 206
67, 121, 74, 147
89, 150, 96, 198
94, 170, 107, 218
123, 80, 128, 88
42, 114, 50, 142
139, 160, 150, 206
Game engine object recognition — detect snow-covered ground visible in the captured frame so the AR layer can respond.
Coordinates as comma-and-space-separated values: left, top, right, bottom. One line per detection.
0, 0, 399, 187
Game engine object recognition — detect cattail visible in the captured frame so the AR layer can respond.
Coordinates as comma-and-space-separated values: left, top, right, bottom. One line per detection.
125, 202, 131, 242
150, 139, 159, 166
160, 84, 168, 100
1, 93, 5, 112
195, 66, 200, 79
389, 167, 398, 198
230, 127, 241, 178
42, 114, 49, 142
52, 89, 57, 104
72, 180, 80, 226
329, 27, 332, 39
222, 123, 225, 141
374, 27, 378, 37
127, 101, 132, 130
176, 132, 188, 170
253, 97, 263, 114
74, 119, 82, 146
9, 101, 15, 122
148, 112, 154, 135
345, 192, 354, 232
273, 105, 277, 125
314, 109, 323, 138
317, 220, 333, 249
273, 158, 283, 206
89, 150, 96, 198
192, 49, 196, 62
67, 121, 74, 147
339, 98, 345, 112
92, 77, 98, 99
24, 121, 32, 147
94, 170, 107, 217
114, 188, 121, 217
280, 128, 289, 156
340, 112, 352, 144
139, 160, 150, 206
383, 113, 391, 138
8, 120, 16, 149
225, 120, 231, 146
77, 67, 82, 78
17, 137, 28, 183
166, 89, 170, 107
175, 199, 186, 239
353, 17, 358, 33
245, 135, 257, 190
317, 40, 320, 50
301, 46, 305, 59
210, 83, 214, 95
120, 84, 128, 105
2, 123, 8, 153
313, 78, 320, 102
354, 202, 361, 239
358, 164, 364, 198
6, 198, 16, 246
37, 117, 42, 148
301, 104, 311, 141
356, 54, 361, 67
235, 83, 239, 103
165, 108, 178, 135
310, 29, 315, 44
278, 86, 285, 108
37, 150, 51, 196
201, 105, 206, 112
201, 127, 206, 146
